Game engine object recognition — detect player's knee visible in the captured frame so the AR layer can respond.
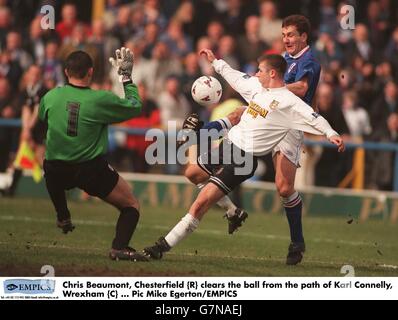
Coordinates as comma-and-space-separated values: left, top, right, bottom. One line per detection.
276, 180, 294, 198
128, 197, 140, 211
185, 165, 205, 184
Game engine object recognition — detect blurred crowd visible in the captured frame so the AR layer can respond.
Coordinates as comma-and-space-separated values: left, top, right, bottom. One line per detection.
1, 0, 398, 190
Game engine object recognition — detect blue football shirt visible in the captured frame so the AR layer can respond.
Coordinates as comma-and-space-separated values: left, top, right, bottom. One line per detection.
284, 47, 321, 105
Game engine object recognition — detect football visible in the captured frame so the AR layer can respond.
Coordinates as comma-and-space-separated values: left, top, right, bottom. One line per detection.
191, 76, 222, 106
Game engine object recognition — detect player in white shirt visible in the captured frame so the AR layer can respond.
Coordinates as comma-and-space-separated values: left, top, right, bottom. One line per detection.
142, 53, 344, 261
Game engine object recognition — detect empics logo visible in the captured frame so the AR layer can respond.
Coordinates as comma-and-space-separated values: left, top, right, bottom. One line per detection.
4, 279, 55, 294
6, 284, 18, 291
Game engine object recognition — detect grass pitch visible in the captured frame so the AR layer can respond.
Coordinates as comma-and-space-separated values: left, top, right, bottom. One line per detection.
0, 197, 397, 276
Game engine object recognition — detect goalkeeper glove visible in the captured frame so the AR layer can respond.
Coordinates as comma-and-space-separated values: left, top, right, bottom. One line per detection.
109, 47, 134, 83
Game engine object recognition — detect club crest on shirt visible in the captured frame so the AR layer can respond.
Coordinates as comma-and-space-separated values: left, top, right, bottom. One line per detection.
288, 62, 297, 73
269, 100, 280, 110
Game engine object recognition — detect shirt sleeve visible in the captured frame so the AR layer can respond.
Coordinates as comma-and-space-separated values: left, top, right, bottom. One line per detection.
289, 96, 339, 138
295, 59, 315, 82
96, 82, 142, 124
212, 59, 262, 103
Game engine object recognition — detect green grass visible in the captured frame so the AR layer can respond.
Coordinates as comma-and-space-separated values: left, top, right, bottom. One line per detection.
0, 197, 397, 276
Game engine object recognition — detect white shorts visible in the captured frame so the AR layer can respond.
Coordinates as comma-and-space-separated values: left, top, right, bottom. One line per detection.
272, 130, 304, 167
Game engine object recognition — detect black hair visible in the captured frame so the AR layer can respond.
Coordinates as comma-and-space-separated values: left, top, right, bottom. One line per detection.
65, 50, 93, 79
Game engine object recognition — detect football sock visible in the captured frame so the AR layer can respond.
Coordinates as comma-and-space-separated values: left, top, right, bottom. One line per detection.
282, 191, 304, 243
45, 178, 71, 222
164, 213, 199, 247
197, 183, 237, 217
112, 207, 139, 250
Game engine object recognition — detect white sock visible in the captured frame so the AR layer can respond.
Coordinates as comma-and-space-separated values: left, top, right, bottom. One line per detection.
217, 196, 237, 217
196, 183, 237, 217
165, 213, 200, 248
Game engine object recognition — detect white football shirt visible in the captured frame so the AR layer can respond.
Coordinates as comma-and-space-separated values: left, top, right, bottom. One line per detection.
212, 59, 339, 156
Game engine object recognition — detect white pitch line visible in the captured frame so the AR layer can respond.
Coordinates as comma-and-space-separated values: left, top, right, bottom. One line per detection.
378, 264, 398, 270
1, 215, 397, 249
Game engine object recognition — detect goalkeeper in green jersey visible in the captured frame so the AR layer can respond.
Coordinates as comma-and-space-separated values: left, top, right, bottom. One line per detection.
39, 48, 148, 261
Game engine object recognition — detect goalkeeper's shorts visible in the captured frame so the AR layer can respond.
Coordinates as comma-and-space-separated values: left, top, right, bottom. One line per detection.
43, 155, 119, 199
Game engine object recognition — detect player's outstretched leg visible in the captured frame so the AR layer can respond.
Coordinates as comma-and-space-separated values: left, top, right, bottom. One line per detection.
143, 183, 224, 260
185, 163, 248, 234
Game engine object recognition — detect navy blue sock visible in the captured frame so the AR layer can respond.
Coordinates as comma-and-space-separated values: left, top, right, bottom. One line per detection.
283, 192, 304, 243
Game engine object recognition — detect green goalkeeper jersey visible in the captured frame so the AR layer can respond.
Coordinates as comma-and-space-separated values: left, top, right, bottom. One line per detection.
39, 82, 142, 162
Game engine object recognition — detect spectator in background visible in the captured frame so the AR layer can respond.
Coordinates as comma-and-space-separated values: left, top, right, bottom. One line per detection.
6, 31, 33, 71
368, 81, 398, 190
370, 81, 398, 141
318, 0, 338, 39
258, 0, 282, 47
237, 15, 268, 69
0, 78, 17, 173
88, 19, 120, 82
111, 5, 133, 45
218, 35, 239, 69
365, 0, 389, 61
314, 26, 344, 72
103, 0, 122, 30
157, 75, 190, 130
142, 22, 161, 59
157, 75, 190, 175
218, 0, 254, 35
341, 90, 372, 138
27, 16, 47, 66
384, 26, 398, 80
145, 41, 183, 98
374, 61, 394, 94
206, 20, 225, 54
56, 3, 79, 42
122, 83, 160, 173
6, 65, 48, 196
179, 52, 202, 115
0, 50, 22, 93
346, 24, 374, 63
314, 83, 350, 187
143, 0, 167, 31
0, 6, 12, 49
196, 36, 216, 76
130, 2, 146, 36
41, 41, 64, 88
160, 19, 193, 58
172, 0, 195, 38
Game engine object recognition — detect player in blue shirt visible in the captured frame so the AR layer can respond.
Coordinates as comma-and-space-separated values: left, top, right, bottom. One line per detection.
273, 15, 321, 265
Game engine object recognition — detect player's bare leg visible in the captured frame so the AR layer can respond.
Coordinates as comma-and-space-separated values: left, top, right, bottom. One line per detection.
105, 176, 148, 261
143, 183, 225, 259
185, 163, 247, 234
273, 152, 305, 265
